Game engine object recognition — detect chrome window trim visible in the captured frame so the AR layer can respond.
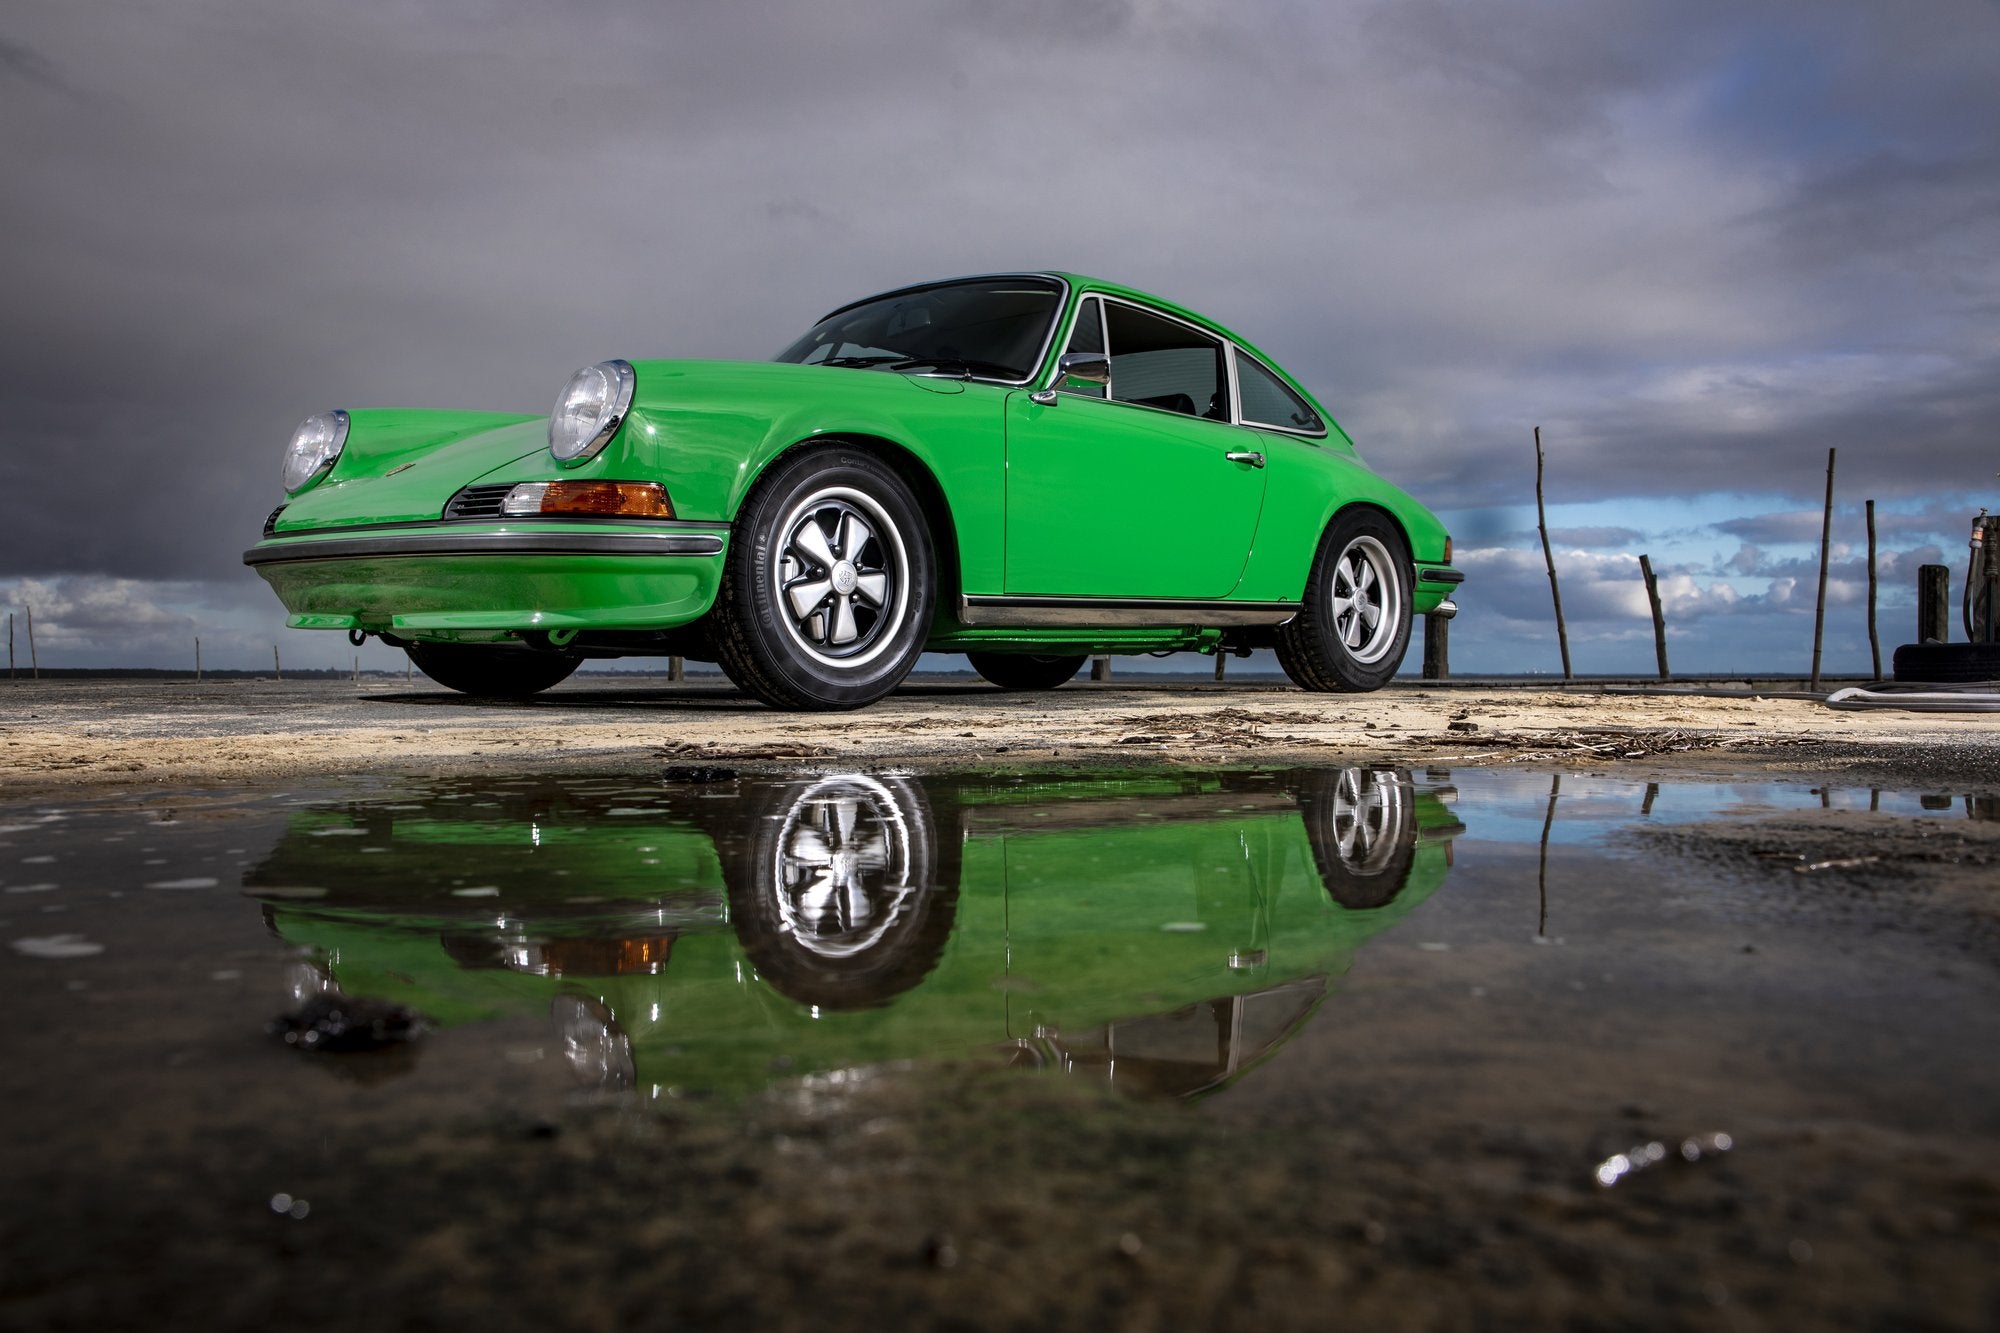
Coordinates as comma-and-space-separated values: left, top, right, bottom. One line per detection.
1231, 347, 1330, 440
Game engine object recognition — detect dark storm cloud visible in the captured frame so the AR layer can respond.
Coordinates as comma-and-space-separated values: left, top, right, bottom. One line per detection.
3, 0, 1998, 668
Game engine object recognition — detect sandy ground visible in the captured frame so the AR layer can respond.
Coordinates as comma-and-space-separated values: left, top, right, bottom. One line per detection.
3, 673, 1995, 794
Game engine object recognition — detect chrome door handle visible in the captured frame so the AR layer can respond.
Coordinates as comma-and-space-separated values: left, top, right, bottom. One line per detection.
1225, 451, 1265, 469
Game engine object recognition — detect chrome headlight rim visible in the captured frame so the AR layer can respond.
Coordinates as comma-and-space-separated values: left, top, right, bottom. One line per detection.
548, 360, 636, 467
282, 409, 350, 495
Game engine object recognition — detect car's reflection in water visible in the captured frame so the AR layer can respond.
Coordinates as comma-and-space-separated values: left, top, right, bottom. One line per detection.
248, 768, 1462, 1101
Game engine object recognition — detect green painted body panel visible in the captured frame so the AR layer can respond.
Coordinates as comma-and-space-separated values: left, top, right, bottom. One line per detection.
250, 770, 1461, 1099
249, 274, 1461, 652
255, 538, 722, 633
275, 411, 542, 529
1002, 393, 1265, 596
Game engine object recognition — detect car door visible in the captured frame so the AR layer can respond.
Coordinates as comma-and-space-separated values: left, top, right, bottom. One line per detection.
1003, 296, 1267, 599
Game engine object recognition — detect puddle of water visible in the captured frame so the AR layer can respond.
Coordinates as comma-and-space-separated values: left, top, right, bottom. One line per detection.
4, 765, 1996, 1142
8, 764, 2000, 1328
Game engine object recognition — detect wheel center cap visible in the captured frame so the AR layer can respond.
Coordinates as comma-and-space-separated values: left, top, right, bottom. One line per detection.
830, 561, 858, 595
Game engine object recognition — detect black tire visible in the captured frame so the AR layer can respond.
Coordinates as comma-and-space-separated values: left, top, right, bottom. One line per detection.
1275, 510, 1413, 692
712, 446, 935, 710
966, 652, 1087, 691
1299, 767, 1419, 910
721, 775, 959, 1011
404, 642, 581, 698
1891, 641, 2000, 684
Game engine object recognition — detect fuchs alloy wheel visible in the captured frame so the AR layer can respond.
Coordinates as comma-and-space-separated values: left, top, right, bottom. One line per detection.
1300, 767, 1418, 909
1275, 510, 1413, 693
403, 641, 582, 698
714, 446, 935, 710
966, 652, 1088, 691
721, 774, 958, 1010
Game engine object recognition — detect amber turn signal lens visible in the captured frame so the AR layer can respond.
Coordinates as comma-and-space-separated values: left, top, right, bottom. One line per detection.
505, 481, 673, 518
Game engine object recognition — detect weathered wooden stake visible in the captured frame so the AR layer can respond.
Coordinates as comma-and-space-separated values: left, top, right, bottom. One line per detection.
274, 644, 282, 680
669, 656, 685, 683
1638, 554, 1669, 679
1422, 614, 1449, 679
352, 654, 360, 685
1090, 655, 1111, 682
7, 612, 13, 678
1536, 772, 1561, 938
1534, 427, 1571, 678
1213, 652, 1226, 681
1865, 499, 1881, 679
195, 637, 202, 682
25, 606, 37, 678
1918, 564, 1950, 642
1809, 447, 1836, 691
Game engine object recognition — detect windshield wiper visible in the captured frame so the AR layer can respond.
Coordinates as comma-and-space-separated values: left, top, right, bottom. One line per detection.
816, 355, 905, 369
887, 357, 1024, 379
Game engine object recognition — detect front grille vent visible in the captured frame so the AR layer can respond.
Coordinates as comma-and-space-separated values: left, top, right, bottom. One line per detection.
444, 484, 514, 520
263, 505, 286, 537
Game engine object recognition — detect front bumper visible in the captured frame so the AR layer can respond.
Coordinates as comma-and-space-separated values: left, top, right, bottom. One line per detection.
243, 521, 730, 635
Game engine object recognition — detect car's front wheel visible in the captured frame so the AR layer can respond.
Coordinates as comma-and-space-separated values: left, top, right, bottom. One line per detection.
712, 445, 935, 710
1275, 509, 1413, 692
404, 642, 582, 698
966, 652, 1087, 691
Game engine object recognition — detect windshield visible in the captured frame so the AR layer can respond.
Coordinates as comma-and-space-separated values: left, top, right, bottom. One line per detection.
774, 277, 1064, 381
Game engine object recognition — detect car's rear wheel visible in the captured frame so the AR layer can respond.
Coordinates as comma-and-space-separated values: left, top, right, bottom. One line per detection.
1275, 510, 1412, 693
404, 642, 582, 698
966, 652, 1087, 691
713, 446, 935, 710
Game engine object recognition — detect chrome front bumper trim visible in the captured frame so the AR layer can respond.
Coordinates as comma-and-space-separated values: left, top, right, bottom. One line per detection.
244, 529, 726, 567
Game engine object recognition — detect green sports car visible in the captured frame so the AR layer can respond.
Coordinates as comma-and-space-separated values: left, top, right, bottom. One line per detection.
249, 767, 1464, 1100
245, 274, 1462, 709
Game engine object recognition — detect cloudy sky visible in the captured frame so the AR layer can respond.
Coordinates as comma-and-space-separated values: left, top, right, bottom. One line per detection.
4, 0, 1997, 676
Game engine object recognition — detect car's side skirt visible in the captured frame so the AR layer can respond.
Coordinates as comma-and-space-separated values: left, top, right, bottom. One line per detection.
957, 595, 1298, 628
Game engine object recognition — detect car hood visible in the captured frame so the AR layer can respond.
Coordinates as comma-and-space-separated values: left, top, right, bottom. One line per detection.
271, 411, 543, 531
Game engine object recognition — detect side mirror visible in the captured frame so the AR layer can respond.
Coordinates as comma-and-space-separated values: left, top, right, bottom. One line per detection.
1030, 352, 1112, 405
1057, 351, 1111, 386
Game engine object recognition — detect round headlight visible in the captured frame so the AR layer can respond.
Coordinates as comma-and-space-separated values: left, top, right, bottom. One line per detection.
282, 410, 349, 494
549, 360, 636, 464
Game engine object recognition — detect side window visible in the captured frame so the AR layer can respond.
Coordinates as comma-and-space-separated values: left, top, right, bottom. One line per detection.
1235, 352, 1324, 433
1059, 297, 1107, 398
1105, 303, 1227, 420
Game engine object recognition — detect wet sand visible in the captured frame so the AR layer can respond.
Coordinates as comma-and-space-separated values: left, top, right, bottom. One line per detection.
3, 677, 1999, 1331
2, 674, 1992, 793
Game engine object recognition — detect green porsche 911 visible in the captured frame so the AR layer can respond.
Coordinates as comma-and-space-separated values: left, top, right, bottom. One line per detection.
244, 274, 1461, 709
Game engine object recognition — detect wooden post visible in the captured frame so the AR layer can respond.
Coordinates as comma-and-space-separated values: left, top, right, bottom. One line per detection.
1809, 447, 1836, 691
1918, 564, 1950, 642
274, 644, 282, 680
1422, 614, 1449, 679
195, 637, 202, 682
1638, 554, 1669, 679
352, 654, 360, 685
1534, 427, 1572, 678
7, 612, 12, 678
1090, 655, 1111, 682
1213, 652, 1226, 681
669, 656, 685, 683
25, 606, 36, 678
1536, 772, 1560, 938
1865, 499, 1881, 679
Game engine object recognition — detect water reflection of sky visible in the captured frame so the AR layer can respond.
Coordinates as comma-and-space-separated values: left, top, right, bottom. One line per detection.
1439, 769, 1980, 847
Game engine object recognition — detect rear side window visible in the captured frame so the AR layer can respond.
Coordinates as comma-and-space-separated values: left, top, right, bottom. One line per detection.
1105, 303, 1228, 421
1235, 351, 1324, 434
